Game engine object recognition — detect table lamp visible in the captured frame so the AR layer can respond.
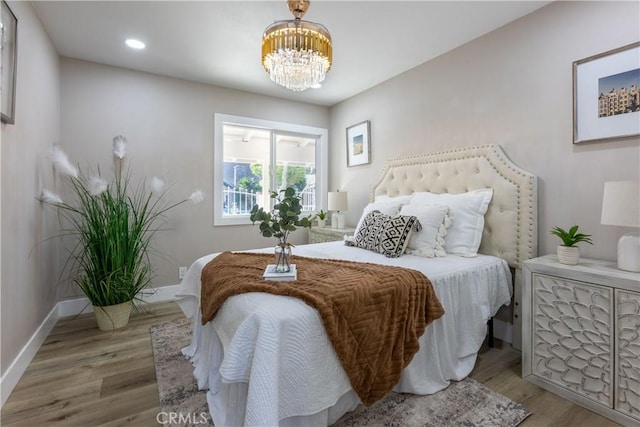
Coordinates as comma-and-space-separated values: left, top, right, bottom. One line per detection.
601, 181, 640, 272
328, 191, 348, 229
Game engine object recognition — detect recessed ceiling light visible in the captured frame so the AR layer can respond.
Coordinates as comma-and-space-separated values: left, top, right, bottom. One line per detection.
125, 39, 145, 50
310, 83, 322, 89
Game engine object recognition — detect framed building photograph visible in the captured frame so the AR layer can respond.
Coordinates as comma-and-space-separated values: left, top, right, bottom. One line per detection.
573, 42, 640, 144
1, 0, 17, 124
346, 120, 370, 167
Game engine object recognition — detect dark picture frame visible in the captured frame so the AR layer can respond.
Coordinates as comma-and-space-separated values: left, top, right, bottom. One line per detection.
346, 120, 370, 167
1, 0, 17, 124
573, 42, 640, 144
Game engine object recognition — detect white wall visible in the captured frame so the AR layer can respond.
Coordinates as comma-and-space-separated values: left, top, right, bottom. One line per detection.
329, 1, 640, 262
0, 2, 61, 376
60, 59, 330, 294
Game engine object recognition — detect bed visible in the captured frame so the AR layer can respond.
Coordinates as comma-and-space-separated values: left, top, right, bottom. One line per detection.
176, 144, 538, 426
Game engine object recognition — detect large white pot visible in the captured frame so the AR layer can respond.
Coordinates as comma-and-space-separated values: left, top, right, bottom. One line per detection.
557, 245, 580, 265
93, 301, 133, 331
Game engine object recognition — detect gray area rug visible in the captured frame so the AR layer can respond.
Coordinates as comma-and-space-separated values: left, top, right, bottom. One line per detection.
150, 318, 531, 427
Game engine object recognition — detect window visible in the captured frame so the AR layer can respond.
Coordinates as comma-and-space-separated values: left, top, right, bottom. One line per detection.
214, 114, 328, 226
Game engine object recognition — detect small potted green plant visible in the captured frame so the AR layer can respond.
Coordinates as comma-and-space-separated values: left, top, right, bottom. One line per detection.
250, 187, 312, 272
315, 209, 328, 228
550, 225, 593, 265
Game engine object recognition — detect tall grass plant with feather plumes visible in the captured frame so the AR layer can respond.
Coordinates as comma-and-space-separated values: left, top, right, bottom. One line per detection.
41, 136, 204, 312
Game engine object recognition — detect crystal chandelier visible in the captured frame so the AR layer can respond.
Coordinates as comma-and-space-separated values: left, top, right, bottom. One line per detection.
261, 0, 332, 92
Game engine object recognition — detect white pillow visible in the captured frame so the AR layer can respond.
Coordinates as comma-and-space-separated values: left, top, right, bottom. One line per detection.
400, 203, 451, 257
411, 189, 493, 256
355, 201, 404, 234
374, 194, 414, 204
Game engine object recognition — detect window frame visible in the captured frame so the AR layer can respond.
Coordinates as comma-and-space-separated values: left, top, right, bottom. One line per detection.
213, 113, 328, 226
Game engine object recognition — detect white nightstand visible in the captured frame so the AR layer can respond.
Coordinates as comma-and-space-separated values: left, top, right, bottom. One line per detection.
308, 227, 356, 244
522, 255, 640, 426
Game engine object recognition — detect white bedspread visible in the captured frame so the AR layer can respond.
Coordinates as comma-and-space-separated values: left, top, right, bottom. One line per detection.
175, 241, 512, 426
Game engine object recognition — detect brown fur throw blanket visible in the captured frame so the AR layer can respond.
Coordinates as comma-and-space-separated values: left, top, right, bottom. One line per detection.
200, 251, 445, 406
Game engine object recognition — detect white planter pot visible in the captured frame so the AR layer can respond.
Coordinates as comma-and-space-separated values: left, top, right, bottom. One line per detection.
557, 245, 580, 265
317, 219, 326, 228
93, 301, 133, 331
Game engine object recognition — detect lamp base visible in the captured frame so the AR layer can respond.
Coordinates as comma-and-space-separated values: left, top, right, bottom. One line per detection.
332, 212, 345, 229
618, 231, 640, 272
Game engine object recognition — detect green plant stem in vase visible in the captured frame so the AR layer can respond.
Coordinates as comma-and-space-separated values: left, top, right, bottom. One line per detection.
250, 187, 312, 273
274, 243, 293, 273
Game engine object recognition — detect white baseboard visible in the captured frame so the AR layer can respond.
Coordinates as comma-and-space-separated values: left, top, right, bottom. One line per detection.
57, 297, 94, 317
141, 284, 181, 304
493, 318, 513, 344
56, 284, 182, 318
0, 284, 181, 408
0, 304, 58, 407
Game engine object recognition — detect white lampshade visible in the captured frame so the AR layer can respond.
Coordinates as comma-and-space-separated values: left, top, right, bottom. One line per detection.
601, 181, 640, 272
601, 181, 640, 227
328, 191, 348, 212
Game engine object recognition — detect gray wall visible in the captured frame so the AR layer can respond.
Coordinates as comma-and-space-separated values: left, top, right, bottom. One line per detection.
329, 1, 640, 261
1, 2, 61, 376
60, 59, 330, 295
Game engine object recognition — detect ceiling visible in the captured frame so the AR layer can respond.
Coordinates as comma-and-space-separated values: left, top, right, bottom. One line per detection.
32, 1, 551, 107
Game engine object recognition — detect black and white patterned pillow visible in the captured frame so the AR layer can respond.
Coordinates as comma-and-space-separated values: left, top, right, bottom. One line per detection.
349, 210, 422, 258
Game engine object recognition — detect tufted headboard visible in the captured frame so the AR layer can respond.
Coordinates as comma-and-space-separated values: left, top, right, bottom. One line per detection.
371, 145, 537, 269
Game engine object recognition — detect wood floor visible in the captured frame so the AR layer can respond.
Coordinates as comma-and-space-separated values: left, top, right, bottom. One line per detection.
1, 301, 620, 426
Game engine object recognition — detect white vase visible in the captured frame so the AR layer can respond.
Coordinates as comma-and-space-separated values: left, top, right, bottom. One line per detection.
557, 245, 580, 265
93, 301, 133, 331
317, 219, 326, 228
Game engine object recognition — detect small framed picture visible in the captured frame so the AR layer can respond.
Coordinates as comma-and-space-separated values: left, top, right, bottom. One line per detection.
573, 42, 640, 144
1, 0, 18, 124
346, 120, 370, 167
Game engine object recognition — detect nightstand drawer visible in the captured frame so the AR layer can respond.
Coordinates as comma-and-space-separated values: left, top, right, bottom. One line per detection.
530, 273, 613, 407
308, 227, 355, 243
